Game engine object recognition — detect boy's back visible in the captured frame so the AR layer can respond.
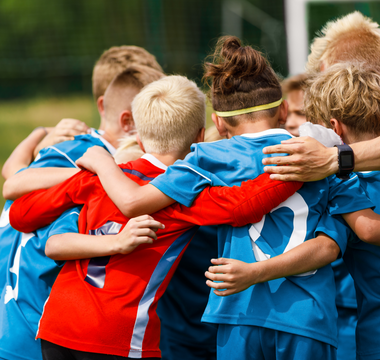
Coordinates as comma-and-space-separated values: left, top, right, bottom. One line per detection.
152, 128, 370, 347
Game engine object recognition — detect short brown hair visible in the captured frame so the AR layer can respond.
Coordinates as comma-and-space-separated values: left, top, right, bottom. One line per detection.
282, 73, 308, 95
104, 65, 165, 122
304, 62, 380, 136
203, 36, 282, 127
92, 46, 164, 100
307, 12, 380, 74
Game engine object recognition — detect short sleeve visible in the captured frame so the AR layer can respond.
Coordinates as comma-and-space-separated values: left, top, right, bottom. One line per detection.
327, 174, 374, 215
43, 206, 81, 266
31, 144, 80, 169
150, 145, 226, 206
314, 212, 352, 256
46, 206, 81, 238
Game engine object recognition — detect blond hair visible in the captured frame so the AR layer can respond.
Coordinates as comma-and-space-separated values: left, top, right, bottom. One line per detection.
307, 12, 380, 74
304, 62, 380, 135
104, 65, 164, 123
114, 135, 144, 164
92, 46, 164, 100
132, 75, 206, 154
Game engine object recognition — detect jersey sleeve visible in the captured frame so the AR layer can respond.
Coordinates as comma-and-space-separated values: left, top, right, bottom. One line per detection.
30, 135, 110, 169
30, 145, 80, 169
150, 146, 227, 207
314, 212, 351, 256
164, 173, 303, 227
327, 174, 374, 215
44, 206, 81, 266
9, 170, 96, 233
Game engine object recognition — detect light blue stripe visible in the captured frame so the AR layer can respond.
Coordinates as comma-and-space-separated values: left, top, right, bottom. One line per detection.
128, 226, 199, 357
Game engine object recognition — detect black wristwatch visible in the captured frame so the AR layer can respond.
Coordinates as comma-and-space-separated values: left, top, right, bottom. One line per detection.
335, 144, 355, 180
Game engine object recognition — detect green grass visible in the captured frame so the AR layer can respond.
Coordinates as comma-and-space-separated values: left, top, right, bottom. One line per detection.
0, 95, 215, 209
0, 95, 98, 208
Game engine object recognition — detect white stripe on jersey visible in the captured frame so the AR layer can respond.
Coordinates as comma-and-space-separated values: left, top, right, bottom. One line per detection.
47, 146, 79, 168
176, 165, 212, 183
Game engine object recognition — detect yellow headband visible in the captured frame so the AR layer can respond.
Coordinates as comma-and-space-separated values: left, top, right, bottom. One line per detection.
215, 98, 283, 118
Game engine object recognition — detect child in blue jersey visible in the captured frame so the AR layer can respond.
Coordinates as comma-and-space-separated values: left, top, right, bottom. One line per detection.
0, 65, 164, 360
75, 37, 380, 360
303, 62, 380, 360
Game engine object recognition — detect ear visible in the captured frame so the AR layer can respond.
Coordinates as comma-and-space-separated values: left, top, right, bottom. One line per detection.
330, 118, 343, 137
136, 134, 146, 153
97, 96, 105, 118
278, 100, 288, 125
320, 61, 326, 72
118, 110, 135, 134
212, 113, 228, 137
194, 127, 205, 144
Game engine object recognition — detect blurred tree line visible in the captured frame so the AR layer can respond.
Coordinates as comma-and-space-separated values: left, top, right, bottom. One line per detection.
0, 0, 287, 99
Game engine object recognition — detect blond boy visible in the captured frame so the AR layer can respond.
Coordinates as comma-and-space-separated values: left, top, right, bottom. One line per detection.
304, 62, 380, 360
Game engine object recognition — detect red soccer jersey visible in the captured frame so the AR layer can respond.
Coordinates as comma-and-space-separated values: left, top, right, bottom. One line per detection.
10, 154, 302, 358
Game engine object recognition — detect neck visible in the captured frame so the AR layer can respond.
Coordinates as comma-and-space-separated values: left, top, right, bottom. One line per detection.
226, 117, 280, 138
100, 131, 120, 149
343, 128, 377, 145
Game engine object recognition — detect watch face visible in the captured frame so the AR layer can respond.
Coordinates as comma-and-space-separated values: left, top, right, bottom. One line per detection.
341, 152, 353, 168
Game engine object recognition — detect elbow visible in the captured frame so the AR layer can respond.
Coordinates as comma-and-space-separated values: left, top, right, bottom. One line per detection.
119, 196, 144, 218
324, 240, 341, 265
2, 180, 17, 200
357, 225, 379, 245
45, 236, 61, 260
1, 164, 9, 181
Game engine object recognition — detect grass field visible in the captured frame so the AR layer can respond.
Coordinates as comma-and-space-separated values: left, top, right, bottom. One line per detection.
0, 95, 215, 209
0, 95, 98, 208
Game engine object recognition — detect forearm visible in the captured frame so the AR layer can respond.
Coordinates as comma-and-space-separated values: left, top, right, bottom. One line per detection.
254, 234, 340, 283
180, 173, 303, 227
46, 233, 122, 260
96, 162, 173, 217
3, 167, 79, 200
351, 138, 380, 172
342, 209, 380, 245
2, 127, 48, 180
46, 215, 164, 260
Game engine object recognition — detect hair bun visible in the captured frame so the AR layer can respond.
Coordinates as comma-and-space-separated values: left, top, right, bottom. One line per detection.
204, 36, 270, 93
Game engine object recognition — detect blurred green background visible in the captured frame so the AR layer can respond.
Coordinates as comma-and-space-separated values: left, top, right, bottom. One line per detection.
1, 0, 380, 208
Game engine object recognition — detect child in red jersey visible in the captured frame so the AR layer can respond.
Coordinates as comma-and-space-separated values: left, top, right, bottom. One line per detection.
10, 75, 301, 360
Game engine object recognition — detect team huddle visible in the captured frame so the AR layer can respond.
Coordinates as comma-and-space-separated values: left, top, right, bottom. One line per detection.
1, 10, 380, 360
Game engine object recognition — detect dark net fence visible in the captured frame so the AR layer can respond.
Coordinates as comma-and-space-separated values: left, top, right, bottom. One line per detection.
0, 0, 288, 99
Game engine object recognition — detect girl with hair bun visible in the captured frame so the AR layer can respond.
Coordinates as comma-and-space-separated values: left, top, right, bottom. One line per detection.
148, 36, 372, 360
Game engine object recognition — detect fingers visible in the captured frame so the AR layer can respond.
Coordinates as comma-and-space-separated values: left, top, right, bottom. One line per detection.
210, 257, 229, 265
205, 280, 234, 296
268, 174, 303, 182
131, 215, 165, 230
205, 270, 229, 282
56, 119, 90, 133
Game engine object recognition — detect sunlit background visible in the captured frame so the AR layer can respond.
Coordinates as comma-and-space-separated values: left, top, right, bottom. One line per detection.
1, 0, 380, 207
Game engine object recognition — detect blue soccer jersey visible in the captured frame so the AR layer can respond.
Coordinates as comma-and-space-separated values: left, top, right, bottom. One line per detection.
151, 129, 373, 348
343, 171, 380, 360
0, 208, 80, 360
0, 130, 115, 360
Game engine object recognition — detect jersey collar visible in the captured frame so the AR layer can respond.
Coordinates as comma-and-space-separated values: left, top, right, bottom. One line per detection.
240, 128, 293, 139
91, 129, 116, 155
141, 154, 168, 171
